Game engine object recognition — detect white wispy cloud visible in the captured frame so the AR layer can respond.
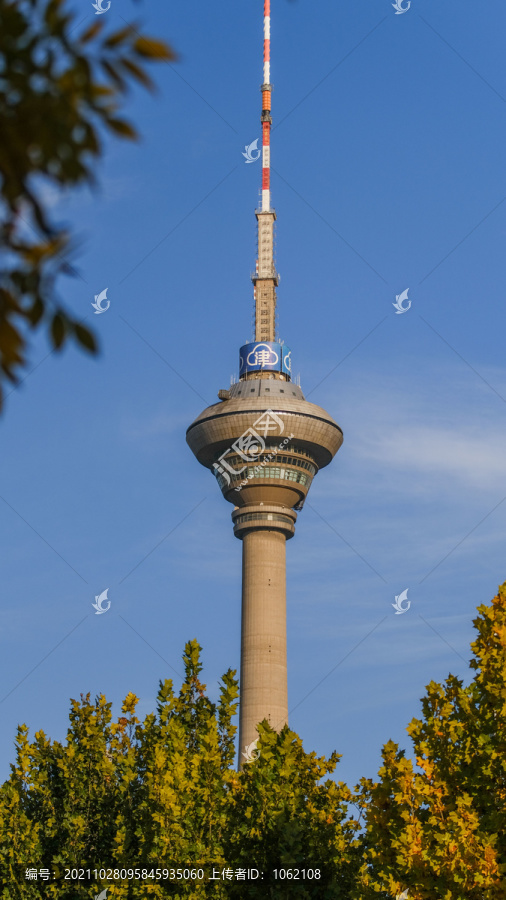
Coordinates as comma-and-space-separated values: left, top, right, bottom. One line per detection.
316, 361, 506, 498
356, 426, 506, 491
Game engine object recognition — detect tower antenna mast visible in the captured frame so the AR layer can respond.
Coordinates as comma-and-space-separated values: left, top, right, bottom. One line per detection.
186, 0, 343, 767
261, 0, 272, 214
251, 0, 279, 346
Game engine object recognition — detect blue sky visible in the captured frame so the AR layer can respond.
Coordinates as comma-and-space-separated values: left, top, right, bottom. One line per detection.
1, 0, 505, 791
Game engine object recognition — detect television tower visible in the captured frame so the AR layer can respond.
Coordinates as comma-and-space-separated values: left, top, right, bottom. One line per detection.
186, 0, 343, 763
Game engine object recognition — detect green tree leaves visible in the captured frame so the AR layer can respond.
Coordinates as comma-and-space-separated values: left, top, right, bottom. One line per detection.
0, 641, 357, 898
224, 724, 359, 898
2, 587, 506, 898
356, 582, 506, 900
0, 0, 174, 411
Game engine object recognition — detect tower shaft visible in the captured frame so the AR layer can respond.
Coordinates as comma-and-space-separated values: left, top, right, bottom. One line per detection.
233, 503, 295, 758
239, 528, 288, 752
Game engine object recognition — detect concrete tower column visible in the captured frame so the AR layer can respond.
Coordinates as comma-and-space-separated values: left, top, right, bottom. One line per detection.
232, 505, 296, 763
240, 529, 287, 751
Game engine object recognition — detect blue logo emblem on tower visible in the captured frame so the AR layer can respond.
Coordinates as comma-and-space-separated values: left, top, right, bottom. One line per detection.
239, 342, 292, 377
247, 343, 279, 368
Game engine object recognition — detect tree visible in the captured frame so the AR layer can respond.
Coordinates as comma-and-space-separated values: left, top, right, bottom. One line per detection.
0, 0, 174, 410
356, 582, 506, 900
0, 640, 359, 898
4, 584, 505, 898
223, 724, 360, 898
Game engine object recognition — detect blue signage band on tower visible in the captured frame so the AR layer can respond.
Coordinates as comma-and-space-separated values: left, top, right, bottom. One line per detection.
239, 342, 292, 378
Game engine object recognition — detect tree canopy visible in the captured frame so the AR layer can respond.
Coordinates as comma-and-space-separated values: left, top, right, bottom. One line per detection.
0, 0, 173, 410
357, 582, 506, 900
1, 584, 505, 898
0, 640, 358, 897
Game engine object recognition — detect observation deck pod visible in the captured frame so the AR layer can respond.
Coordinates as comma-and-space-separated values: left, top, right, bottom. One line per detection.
186, 379, 343, 511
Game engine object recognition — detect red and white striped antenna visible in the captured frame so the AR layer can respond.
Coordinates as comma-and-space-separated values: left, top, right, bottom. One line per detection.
261, 0, 272, 212
250, 0, 278, 348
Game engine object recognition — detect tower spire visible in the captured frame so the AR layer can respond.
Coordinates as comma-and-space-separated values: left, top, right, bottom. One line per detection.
250, 0, 279, 348
261, 0, 271, 213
